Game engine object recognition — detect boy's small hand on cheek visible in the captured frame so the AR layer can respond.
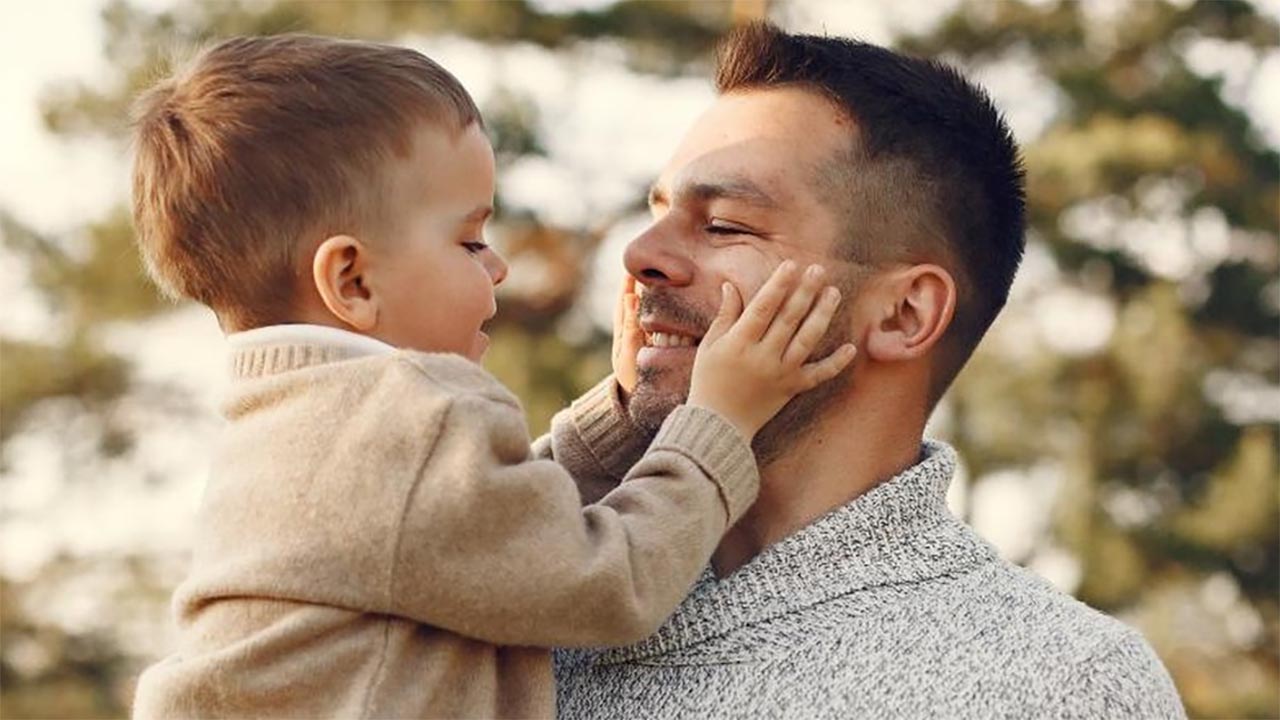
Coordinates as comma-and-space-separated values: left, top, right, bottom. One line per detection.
687, 261, 856, 442
612, 274, 643, 398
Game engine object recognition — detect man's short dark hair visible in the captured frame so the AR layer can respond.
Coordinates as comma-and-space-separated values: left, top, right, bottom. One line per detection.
715, 21, 1026, 406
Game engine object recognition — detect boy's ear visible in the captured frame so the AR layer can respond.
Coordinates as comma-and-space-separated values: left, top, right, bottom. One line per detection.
861, 264, 956, 363
312, 235, 378, 331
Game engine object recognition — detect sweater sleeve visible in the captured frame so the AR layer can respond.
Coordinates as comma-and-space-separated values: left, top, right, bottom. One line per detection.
530, 375, 654, 505
1055, 631, 1186, 719
389, 368, 758, 648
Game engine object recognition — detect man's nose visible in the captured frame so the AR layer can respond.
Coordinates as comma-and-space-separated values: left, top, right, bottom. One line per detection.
623, 222, 695, 288
483, 248, 509, 287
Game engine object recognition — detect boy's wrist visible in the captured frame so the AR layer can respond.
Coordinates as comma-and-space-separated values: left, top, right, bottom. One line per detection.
684, 396, 756, 444
650, 404, 759, 524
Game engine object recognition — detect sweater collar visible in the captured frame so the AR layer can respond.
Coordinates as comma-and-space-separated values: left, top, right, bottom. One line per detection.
594, 440, 997, 664
226, 324, 395, 380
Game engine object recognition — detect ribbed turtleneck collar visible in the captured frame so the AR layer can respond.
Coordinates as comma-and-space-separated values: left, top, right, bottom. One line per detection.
592, 440, 997, 664
226, 324, 395, 380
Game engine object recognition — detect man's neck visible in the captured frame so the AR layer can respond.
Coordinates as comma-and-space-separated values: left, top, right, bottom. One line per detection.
711, 388, 927, 577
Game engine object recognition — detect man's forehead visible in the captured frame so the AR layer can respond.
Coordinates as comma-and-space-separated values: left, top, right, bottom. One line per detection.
653, 89, 853, 206
652, 140, 796, 206
681, 87, 850, 147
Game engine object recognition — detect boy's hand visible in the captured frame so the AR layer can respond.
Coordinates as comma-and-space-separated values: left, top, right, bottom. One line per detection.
687, 261, 857, 441
612, 274, 643, 399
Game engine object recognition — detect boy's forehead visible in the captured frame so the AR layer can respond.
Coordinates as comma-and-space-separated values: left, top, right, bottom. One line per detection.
396, 121, 495, 202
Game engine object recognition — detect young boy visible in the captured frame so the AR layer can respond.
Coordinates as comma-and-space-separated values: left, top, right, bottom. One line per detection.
129, 35, 854, 718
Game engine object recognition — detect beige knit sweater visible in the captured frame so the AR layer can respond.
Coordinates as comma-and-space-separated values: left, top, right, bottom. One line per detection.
132, 342, 757, 719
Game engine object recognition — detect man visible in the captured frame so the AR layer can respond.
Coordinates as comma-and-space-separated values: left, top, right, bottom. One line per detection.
554, 22, 1185, 718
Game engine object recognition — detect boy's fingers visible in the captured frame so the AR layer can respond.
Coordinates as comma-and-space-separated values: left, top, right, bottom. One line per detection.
703, 282, 742, 346
622, 291, 641, 337
782, 285, 842, 366
798, 343, 857, 389
613, 275, 643, 390
736, 260, 798, 341
612, 275, 636, 343
762, 264, 826, 353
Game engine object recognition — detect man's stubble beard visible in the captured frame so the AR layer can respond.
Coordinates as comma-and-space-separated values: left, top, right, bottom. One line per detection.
627, 285, 856, 470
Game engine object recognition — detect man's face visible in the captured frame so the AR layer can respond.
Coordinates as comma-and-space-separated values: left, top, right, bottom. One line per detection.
625, 87, 858, 437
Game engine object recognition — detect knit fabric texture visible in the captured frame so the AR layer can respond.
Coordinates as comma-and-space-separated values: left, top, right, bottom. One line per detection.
132, 342, 757, 719
555, 441, 1186, 719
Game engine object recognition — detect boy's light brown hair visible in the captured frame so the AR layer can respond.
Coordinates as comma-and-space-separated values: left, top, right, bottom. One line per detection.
131, 34, 481, 331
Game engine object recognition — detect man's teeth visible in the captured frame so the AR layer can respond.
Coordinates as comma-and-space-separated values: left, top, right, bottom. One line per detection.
646, 332, 698, 348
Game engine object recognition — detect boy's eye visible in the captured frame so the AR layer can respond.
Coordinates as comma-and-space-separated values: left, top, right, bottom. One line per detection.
462, 241, 488, 254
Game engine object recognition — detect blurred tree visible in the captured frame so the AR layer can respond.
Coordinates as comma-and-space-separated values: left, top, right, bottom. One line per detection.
2, 1, 1276, 718
900, 1, 1279, 717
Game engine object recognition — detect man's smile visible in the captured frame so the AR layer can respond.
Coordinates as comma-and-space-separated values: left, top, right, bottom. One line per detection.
637, 320, 703, 371
639, 318, 704, 351
645, 332, 698, 348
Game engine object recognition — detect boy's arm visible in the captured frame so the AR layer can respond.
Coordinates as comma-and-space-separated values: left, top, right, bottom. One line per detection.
391, 261, 851, 648
529, 375, 654, 505
527, 272, 649, 504
391, 380, 754, 649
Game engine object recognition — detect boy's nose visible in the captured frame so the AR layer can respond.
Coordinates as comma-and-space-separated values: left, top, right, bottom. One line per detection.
483, 248, 508, 286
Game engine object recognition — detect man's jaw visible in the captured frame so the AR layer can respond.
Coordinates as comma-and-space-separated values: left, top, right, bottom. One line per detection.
629, 290, 713, 428
628, 321, 701, 430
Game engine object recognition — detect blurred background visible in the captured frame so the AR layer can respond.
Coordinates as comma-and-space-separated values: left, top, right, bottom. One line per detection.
0, 0, 1276, 717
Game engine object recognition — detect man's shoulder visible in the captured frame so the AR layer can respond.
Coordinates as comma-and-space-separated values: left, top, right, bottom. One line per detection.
555, 559, 1184, 719
812, 558, 1158, 669
805, 560, 1184, 717
946, 559, 1135, 644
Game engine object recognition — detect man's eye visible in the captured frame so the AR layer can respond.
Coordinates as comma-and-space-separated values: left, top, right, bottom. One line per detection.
462, 241, 488, 254
706, 221, 753, 236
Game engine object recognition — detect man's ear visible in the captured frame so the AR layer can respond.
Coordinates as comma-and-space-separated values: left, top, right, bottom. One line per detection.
312, 235, 378, 331
862, 264, 956, 362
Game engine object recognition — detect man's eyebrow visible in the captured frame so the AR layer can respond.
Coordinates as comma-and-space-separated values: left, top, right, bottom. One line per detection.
648, 178, 779, 209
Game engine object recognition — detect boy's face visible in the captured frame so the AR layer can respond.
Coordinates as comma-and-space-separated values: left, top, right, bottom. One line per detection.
369, 121, 507, 360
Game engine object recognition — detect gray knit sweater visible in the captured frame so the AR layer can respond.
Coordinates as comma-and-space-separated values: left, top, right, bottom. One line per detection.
554, 441, 1185, 719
